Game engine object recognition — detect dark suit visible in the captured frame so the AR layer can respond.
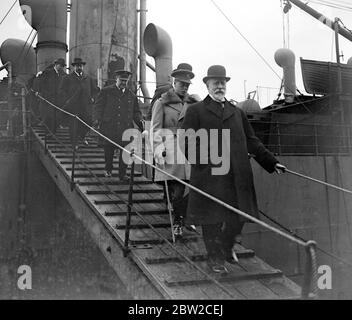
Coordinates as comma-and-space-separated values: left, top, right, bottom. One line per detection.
94, 85, 143, 176
37, 66, 66, 133
180, 95, 279, 260
59, 72, 99, 143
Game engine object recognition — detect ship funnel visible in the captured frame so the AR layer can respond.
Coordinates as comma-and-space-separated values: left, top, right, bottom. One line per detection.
19, 0, 67, 71
0, 38, 36, 84
275, 48, 296, 103
143, 23, 173, 87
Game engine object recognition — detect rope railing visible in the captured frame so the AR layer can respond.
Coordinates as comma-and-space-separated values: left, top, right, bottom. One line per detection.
30, 111, 240, 299
32, 90, 325, 298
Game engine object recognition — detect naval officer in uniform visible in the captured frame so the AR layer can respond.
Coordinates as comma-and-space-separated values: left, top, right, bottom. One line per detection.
93, 70, 143, 179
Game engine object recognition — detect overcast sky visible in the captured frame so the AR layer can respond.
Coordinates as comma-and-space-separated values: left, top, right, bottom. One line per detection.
1, 0, 352, 106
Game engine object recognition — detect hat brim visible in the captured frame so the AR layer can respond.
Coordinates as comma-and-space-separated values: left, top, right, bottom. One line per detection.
115, 71, 132, 78
71, 62, 86, 66
174, 77, 192, 84
171, 69, 195, 79
203, 76, 231, 84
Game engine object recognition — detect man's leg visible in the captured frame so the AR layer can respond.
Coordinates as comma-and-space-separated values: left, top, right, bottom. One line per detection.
104, 143, 115, 173
118, 149, 128, 179
202, 223, 228, 273
167, 181, 186, 237
221, 217, 244, 261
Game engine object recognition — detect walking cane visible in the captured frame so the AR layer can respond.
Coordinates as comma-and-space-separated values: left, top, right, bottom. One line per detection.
164, 180, 176, 244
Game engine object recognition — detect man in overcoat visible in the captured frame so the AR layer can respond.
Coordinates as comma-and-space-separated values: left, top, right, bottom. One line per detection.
37, 58, 67, 133
59, 57, 99, 146
151, 63, 200, 237
180, 65, 286, 273
93, 70, 143, 179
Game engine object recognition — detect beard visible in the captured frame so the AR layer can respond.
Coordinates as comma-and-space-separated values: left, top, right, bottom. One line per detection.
213, 90, 225, 101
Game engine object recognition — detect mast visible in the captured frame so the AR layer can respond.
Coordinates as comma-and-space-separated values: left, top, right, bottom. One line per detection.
287, 0, 352, 43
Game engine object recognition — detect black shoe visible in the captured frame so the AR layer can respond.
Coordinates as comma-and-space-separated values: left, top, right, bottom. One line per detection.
207, 258, 228, 274
224, 249, 239, 265
104, 170, 112, 178
173, 222, 183, 238
185, 224, 197, 232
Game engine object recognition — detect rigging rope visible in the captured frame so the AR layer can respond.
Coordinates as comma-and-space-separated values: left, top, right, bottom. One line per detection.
0, 0, 18, 26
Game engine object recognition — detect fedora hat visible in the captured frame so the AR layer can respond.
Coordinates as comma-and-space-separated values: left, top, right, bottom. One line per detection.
71, 57, 86, 66
171, 63, 195, 84
115, 69, 132, 79
203, 65, 231, 83
54, 58, 66, 66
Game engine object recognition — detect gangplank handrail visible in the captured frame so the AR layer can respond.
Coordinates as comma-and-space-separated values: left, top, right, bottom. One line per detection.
31, 90, 321, 299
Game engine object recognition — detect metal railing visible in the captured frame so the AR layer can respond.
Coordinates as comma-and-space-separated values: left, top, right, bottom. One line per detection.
250, 119, 352, 156
32, 90, 322, 299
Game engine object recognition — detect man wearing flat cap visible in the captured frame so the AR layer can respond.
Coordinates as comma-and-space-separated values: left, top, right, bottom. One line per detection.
180, 65, 286, 273
151, 63, 201, 238
93, 69, 143, 179
59, 57, 99, 146
37, 58, 67, 133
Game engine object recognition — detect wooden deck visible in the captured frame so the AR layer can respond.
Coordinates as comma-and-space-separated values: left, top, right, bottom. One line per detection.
30, 126, 302, 299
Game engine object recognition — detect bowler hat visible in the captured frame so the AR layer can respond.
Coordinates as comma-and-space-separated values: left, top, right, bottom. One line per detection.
54, 58, 66, 66
115, 69, 132, 79
171, 63, 195, 84
71, 57, 86, 66
203, 65, 231, 83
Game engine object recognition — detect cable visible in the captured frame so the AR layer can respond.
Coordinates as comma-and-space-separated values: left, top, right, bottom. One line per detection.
0, 0, 18, 26
33, 91, 309, 248
210, 0, 315, 114
210, 0, 283, 81
259, 210, 352, 269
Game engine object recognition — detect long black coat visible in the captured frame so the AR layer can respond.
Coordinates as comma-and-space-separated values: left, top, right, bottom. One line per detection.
38, 67, 66, 122
59, 72, 99, 121
180, 95, 278, 225
93, 85, 143, 146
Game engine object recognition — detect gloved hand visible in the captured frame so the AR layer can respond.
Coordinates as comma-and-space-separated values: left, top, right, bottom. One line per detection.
154, 144, 166, 165
141, 130, 149, 138
275, 163, 286, 174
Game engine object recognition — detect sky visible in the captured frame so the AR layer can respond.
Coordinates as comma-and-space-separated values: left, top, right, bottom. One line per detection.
1, 0, 352, 106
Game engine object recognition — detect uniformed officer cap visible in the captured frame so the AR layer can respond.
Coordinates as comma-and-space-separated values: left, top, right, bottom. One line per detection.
115, 69, 132, 80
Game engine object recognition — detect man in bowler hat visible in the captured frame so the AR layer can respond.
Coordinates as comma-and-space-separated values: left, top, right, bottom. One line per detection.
93, 69, 143, 179
37, 58, 67, 133
180, 65, 286, 273
59, 57, 99, 146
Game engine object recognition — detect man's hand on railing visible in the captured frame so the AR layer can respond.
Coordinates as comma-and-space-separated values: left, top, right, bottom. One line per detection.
275, 163, 286, 174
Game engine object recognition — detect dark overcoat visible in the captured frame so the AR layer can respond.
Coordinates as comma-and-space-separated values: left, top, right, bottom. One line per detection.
180, 95, 278, 225
93, 85, 143, 146
59, 72, 99, 121
38, 67, 66, 123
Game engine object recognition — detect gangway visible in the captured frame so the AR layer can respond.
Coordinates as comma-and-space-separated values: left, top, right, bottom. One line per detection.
30, 125, 303, 299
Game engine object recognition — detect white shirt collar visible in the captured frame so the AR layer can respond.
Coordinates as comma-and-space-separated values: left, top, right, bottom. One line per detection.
74, 71, 83, 77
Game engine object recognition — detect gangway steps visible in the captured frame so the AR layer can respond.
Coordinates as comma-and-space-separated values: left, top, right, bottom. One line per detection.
31, 126, 302, 299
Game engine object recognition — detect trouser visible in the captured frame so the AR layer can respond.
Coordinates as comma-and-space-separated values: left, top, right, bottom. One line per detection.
104, 144, 128, 178
202, 218, 244, 261
165, 180, 188, 223
68, 115, 90, 145
40, 102, 58, 134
